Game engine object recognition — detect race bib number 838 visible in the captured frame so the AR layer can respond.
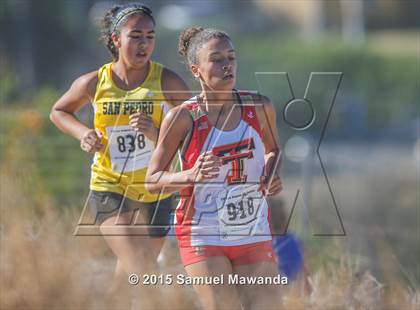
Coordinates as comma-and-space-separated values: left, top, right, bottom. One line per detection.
106, 125, 154, 173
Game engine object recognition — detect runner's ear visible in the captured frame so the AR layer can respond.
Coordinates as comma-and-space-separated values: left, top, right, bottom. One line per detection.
111, 33, 121, 48
191, 64, 200, 79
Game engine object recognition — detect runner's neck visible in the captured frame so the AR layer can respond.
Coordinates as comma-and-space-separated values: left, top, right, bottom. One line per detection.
198, 90, 236, 116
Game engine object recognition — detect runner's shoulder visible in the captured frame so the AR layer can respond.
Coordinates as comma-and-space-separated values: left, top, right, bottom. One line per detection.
164, 101, 194, 128
161, 67, 190, 106
238, 91, 274, 114
70, 70, 99, 101
161, 67, 185, 88
253, 93, 273, 108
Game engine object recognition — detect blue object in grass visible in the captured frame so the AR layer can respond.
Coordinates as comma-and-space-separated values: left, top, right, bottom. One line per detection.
272, 233, 304, 281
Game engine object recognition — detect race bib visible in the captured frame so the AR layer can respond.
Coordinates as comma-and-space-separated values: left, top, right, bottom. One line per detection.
106, 125, 154, 173
216, 184, 265, 241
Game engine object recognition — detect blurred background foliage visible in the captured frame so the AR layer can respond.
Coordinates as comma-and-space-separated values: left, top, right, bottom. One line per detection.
0, 1, 418, 307
1, 0, 417, 201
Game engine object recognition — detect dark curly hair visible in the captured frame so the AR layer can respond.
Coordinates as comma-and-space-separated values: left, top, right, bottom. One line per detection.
100, 3, 155, 60
178, 26, 230, 67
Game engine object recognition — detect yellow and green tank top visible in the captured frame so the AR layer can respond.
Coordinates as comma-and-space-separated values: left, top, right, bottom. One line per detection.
90, 61, 171, 202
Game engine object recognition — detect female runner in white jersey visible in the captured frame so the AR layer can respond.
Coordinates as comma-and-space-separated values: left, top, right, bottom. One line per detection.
50, 3, 190, 307
146, 27, 283, 309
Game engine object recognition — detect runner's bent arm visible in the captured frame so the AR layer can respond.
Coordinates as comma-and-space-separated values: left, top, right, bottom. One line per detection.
50, 71, 98, 141
256, 95, 283, 195
146, 106, 221, 194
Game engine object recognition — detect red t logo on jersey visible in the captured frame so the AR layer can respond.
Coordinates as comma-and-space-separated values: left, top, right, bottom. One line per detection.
212, 138, 255, 184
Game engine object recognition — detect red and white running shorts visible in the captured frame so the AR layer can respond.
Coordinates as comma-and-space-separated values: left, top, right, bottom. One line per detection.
179, 240, 275, 267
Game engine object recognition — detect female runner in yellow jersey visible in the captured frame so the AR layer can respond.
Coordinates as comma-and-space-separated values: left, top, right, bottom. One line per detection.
50, 3, 190, 306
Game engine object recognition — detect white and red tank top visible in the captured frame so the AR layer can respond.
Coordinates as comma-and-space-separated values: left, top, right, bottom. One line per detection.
175, 91, 272, 247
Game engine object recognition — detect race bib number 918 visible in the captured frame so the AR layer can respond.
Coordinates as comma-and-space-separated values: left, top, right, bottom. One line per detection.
106, 125, 154, 173
216, 184, 265, 241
